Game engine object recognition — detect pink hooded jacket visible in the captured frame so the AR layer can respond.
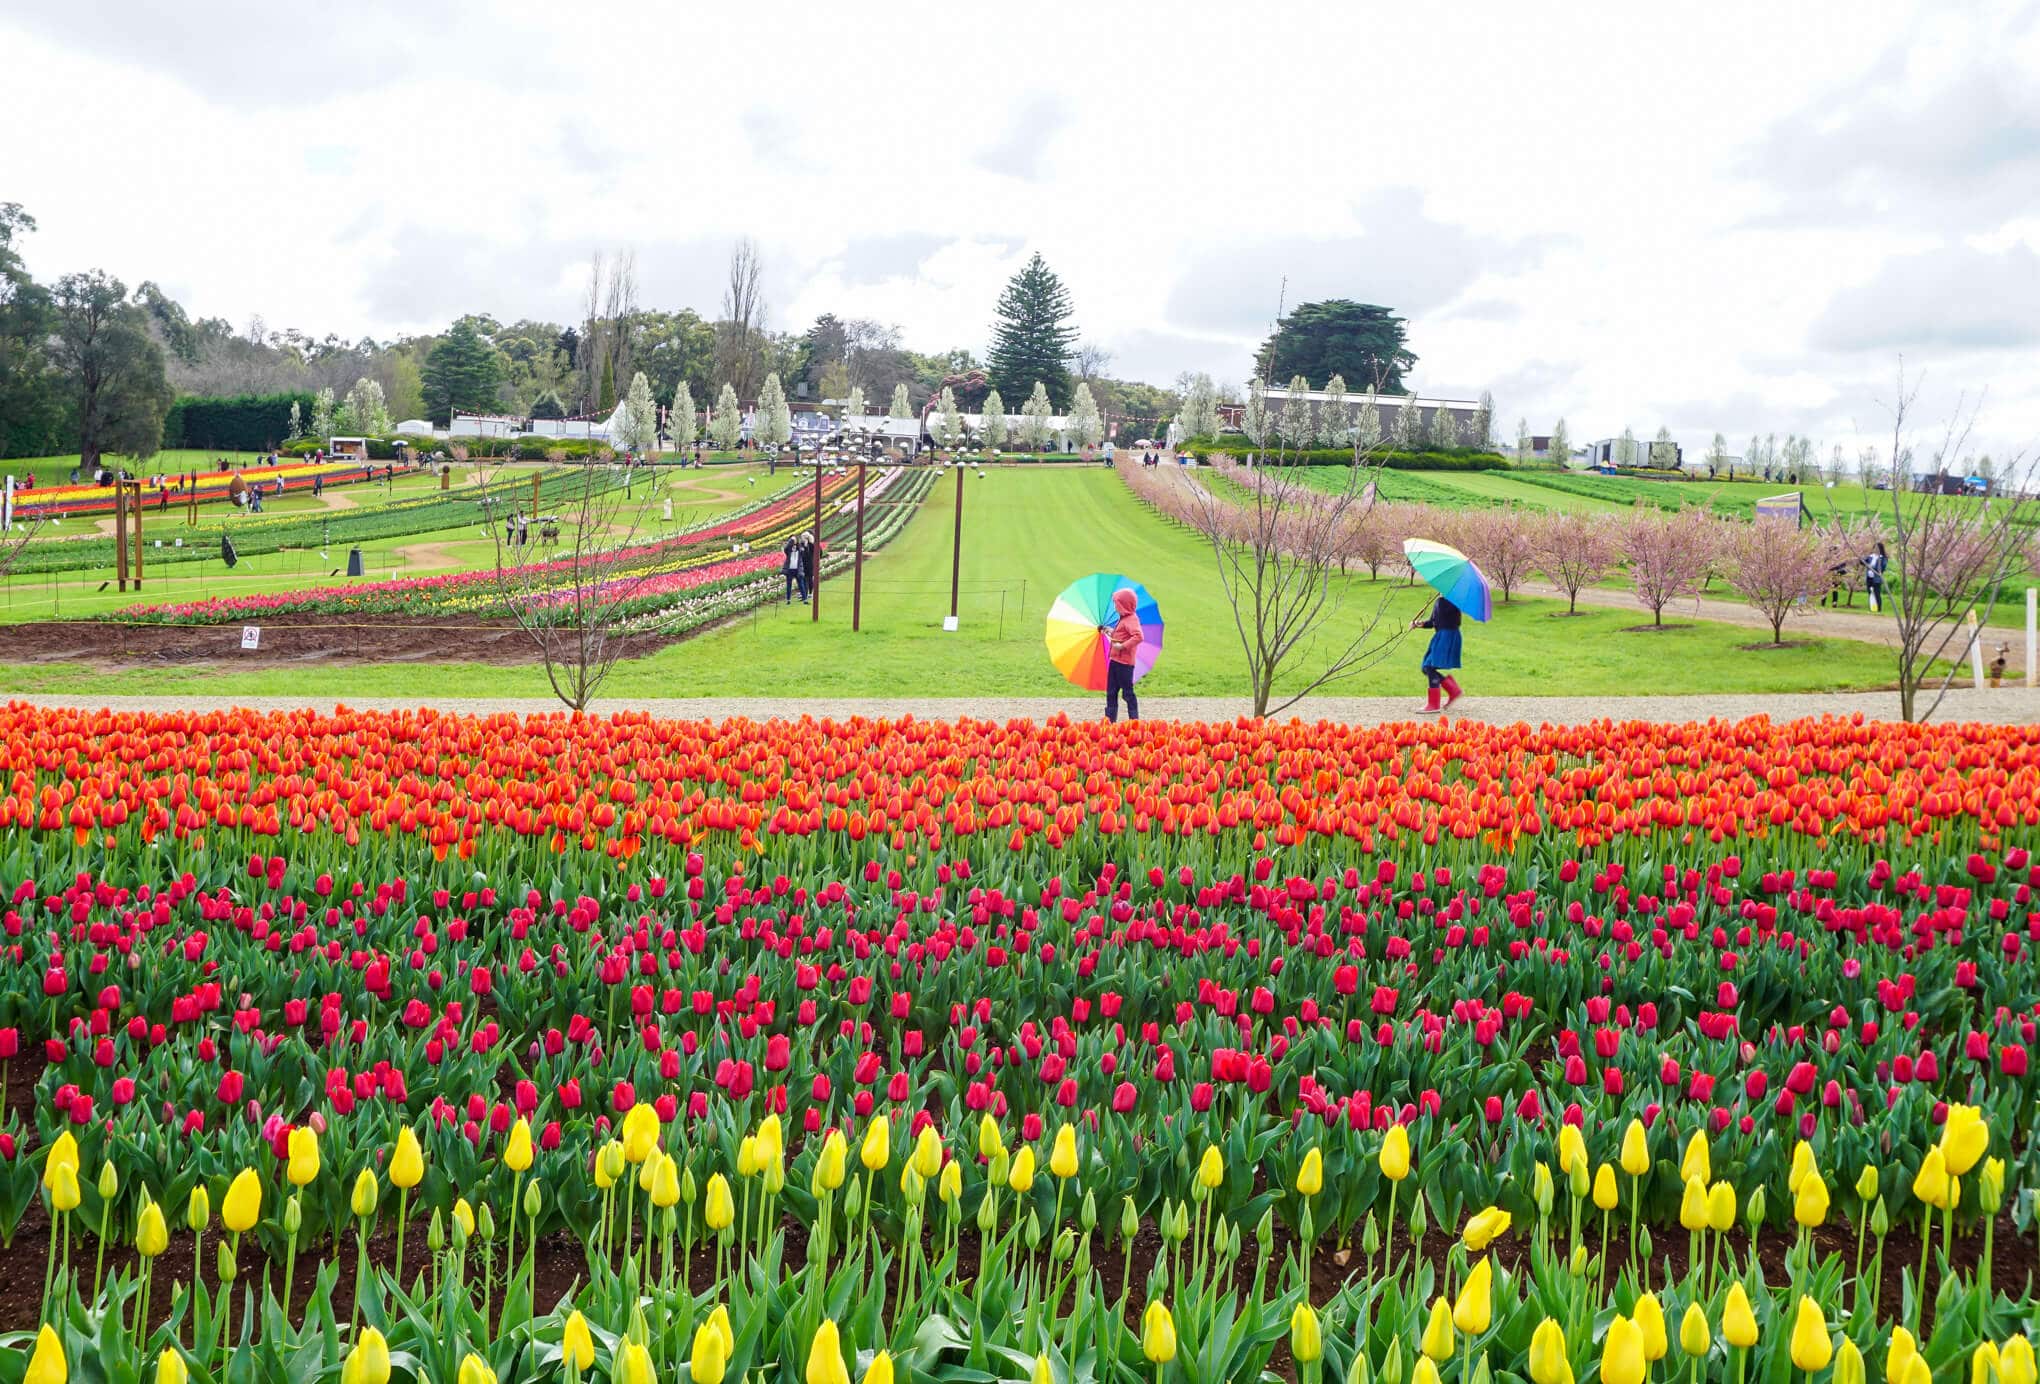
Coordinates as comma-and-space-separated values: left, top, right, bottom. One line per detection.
1107, 588, 1141, 666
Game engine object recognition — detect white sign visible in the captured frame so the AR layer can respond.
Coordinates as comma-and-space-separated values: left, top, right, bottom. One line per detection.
240, 627, 262, 650
942, 616, 959, 632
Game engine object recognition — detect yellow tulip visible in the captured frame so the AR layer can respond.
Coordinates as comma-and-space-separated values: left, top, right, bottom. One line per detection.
186, 1184, 209, 1233
561, 1312, 595, 1373
156, 1348, 189, 1384
1904, 1358, 1933, 1384
286, 1126, 321, 1187
1789, 1140, 1815, 1194
979, 1113, 1005, 1161
346, 1328, 392, 1384
1033, 1355, 1055, 1384
1679, 1177, 1709, 1232
1052, 1124, 1080, 1181
1679, 1304, 1711, 1358
615, 1340, 655, 1384
621, 1103, 661, 1165
1603, 1315, 1647, 1384
1708, 1181, 1736, 1232
1941, 1104, 1989, 1177
637, 1154, 659, 1194
1530, 1319, 1574, 1384
24, 1325, 66, 1384
1887, 1329, 1920, 1384
818, 1130, 849, 1191
352, 1169, 379, 1219
44, 1131, 79, 1183
222, 1168, 262, 1233
1634, 1294, 1668, 1362
1836, 1342, 1865, 1384
1463, 1206, 1512, 1251
48, 1161, 80, 1213
1789, 1297, 1831, 1372
1010, 1145, 1037, 1194
1680, 1130, 1709, 1185
651, 1153, 681, 1209
1558, 1124, 1587, 1176
1795, 1169, 1830, 1228
862, 1351, 895, 1384
457, 1353, 497, 1384
504, 1118, 533, 1173
1972, 1344, 2001, 1384
389, 1127, 424, 1190
1142, 1301, 1178, 1364
1593, 1164, 1619, 1212
737, 1136, 761, 1179
913, 1124, 945, 1178
939, 1161, 962, 1204
1913, 1146, 1952, 1210
133, 1197, 168, 1258
1297, 1146, 1323, 1197
1857, 1165, 1881, 1203
1198, 1145, 1225, 1189
1381, 1125, 1412, 1181
2001, 1337, 2037, 1384
709, 1304, 734, 1358
1723, 1284, 1758, 1349
759, 1114, 785, 1163
705, 1173, 734, 1230
808, 1318, 852, 1384
1422, 1296, 1457, 1362
1620, 1119, 1649, 1177
1292, 1303, 1324, 1362
1416, 1361, 1444, 1384
1453, 1256, 1493, 1335
1982, 1157, 2008, 1214
862, 1116, 892, 1172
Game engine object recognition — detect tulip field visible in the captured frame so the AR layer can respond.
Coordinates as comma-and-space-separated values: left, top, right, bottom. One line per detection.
6, 706, 2040, 1382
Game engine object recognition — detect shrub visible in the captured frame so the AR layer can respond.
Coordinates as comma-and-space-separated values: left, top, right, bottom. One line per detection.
163, 393, 316, 452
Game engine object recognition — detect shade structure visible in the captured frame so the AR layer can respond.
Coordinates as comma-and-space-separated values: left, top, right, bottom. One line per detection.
1045, 573, 1164, 690
1401, 538, 1493, 622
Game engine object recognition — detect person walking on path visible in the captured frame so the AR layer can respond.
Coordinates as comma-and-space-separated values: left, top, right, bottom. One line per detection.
1411, 595, 1464, 714
1104, 587, 1142, 723
781, 535, 803, 605
1864, 542, 1888, 613
801, 534, 819, 603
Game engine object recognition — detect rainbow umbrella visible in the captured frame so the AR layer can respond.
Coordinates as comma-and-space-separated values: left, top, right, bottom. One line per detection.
1045, 573, 1164, 690
1402, 538, 1493, 622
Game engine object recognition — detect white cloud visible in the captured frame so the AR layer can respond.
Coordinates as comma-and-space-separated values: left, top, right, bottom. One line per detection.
3, 0, 2037, 455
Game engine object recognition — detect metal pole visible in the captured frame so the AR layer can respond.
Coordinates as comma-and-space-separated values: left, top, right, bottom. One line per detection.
949, 461, 964, 620
131, 483, 143, 589
852, 457, 867, 632
114, 477, 129, 591
811, 450, 822, 622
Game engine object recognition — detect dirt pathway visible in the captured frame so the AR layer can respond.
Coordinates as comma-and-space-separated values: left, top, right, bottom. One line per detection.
313, 489, 359, 510
389, 541, 467, 570
1519, 578, 2033, 672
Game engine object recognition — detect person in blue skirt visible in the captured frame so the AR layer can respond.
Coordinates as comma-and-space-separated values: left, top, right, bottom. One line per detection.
1412, 595, 1464, 713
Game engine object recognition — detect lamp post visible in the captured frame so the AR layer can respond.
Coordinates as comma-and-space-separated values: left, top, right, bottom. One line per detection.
949, 445, 965, 625
852, 429, 870, 632
808, 436, 823, 623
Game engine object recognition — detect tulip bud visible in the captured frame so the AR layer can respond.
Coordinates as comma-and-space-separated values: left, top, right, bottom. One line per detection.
523, 1179, 543, 1219
352, 1170, 379, 1220
1121, 1196, 1140, 1241
1569, 1244, 1588, 1277
1422, 1296, 1456, 1362
1381, 1337, 1406, 1384
1350, 1349, 1374, 1384
283, 1195, 302, 1236
137, 1199, 169, 1259
1292, 1303, 1324, 1363
1980, 1157, 2006, 1214
1080, 1189, 1097, 1232
1871, 1196, 1889, 1237
1363, 1212, 1381, 1256
1569, 1158, 1590, 1201
843, 1177, 864, 1222
1141, 1301, 1178, 1364
1258, 1207, 1275, 1258
988, 1149, 1010, 1190
98, 1160, 118, 1200
977, 1190, 998, 1234
1637, 1225, 1653, 1264
1837, 1341, 1867, 1384
1534, 1163, 1555, 1219
1856, 1165, 1880, 1202
1051, 1226, 1073, 1262
217, 1240, 238, 1282
427, 1208, 446, 1253
1679, 1303, 1711, 1358
476, 1202, 495, 1241
158, 1347, 191, 1384
680, 1166, 697, 1204
1408, 1192, 1430, 1244
1025, 1210, 1043, 1249
186, 1185, 209, 1234
940, 1162, 962, 1209
1722, 1283, 1758, 1349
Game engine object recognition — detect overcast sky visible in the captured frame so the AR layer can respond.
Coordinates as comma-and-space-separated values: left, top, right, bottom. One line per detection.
4, 0, 2038, 458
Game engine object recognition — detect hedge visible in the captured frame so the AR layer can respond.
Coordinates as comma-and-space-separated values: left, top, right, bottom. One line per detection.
164, 393, 315, 452
1183, 440, 1510, 471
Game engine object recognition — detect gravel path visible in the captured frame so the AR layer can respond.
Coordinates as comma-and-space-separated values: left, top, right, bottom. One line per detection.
13, 688, 2040, 725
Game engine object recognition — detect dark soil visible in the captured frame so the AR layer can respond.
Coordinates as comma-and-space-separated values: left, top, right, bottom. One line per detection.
1620, 624, 1696, 633
1736, 641, 1814, 651
0, 613, 693, 670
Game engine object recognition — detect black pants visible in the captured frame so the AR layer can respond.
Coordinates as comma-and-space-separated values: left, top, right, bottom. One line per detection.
784, 572, 799, 603
1106, 661, 1138, 721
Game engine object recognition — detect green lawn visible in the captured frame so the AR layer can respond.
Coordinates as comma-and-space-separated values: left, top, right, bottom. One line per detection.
0, 467, 1916, 701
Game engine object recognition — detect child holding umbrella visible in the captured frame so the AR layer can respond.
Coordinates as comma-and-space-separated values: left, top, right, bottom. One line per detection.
1411, 596, 1464, 713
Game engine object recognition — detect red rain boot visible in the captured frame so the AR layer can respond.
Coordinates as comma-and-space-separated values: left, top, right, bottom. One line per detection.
1441, 676, 1464, 711
1416, 685, 1442, 715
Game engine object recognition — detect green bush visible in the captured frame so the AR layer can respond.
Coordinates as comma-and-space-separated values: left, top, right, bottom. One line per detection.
164, 393, 315, 452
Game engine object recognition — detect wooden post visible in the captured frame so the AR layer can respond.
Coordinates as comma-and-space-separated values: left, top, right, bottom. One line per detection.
852, 457, 867, 632
130, 482, 143, 589
949, 460, 964, 621
113, 476, 129, 591
811, 453, 823, 622
2027, 587, 2036, 688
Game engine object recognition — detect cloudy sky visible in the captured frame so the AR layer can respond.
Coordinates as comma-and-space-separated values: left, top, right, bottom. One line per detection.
4, 0, 2038, 458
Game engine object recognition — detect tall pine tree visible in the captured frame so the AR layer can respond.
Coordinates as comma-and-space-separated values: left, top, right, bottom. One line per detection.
987, 252, 1077, 411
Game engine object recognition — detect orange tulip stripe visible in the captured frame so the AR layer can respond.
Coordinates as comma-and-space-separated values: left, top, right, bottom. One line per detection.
1, 706, 2036, 1375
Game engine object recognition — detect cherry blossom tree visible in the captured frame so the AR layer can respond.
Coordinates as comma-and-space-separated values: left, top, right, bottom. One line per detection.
1530, 510, 1621, 613
1619, 507, 1719, 626
1722, 517, 1846, 644
1455, 507, 1538, 603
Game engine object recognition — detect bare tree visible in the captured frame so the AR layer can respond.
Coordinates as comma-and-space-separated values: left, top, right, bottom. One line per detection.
574, 251, 639, 413
717, 237, 766, 400
1074, 342, 1114, 382
1878, 365, 2038, 720
488, 448, 663, 713
1179, 440, 1406, 717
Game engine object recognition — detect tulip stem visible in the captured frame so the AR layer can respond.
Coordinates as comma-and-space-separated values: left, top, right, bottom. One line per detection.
1980, 1208, 1995, 1337
1853, 1212, 1869, 1316
283, 1222, 298, 1327
93, 1195, 111, 1301
353, 1215, 369, 1340
1381, 1182, 1399, 1288
394, 1189, 409, 1297
135, 1269, 152, 1352
1916, 1206, 1932, 1334
40, 1211, 57, 1325
503, 1170, 520, 1335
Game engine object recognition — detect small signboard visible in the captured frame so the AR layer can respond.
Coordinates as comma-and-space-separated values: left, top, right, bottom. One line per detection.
1753, 492, 1803, 526
240, 626, 261, 651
